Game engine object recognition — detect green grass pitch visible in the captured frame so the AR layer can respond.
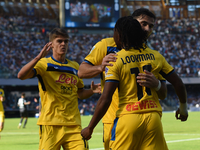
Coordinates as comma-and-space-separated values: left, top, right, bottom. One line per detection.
0, 111, 200, 150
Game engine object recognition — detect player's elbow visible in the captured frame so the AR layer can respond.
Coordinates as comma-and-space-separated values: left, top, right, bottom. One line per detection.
77, 70, 84, 79
17, 73, 26, 80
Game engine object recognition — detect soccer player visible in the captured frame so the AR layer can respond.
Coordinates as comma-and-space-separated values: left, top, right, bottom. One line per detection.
17, 28, 101, 150
17, 92, 31, 128
78, 8, 167, 149
81, 16, 188, 149
0, 87, 5, 138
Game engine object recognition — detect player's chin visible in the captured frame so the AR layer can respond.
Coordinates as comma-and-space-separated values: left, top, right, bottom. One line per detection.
59, 51, 67, 55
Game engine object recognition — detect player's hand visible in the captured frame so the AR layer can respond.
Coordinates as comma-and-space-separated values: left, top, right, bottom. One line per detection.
37, 42, 52, 59
81, 127, 93, 140
91, 81, 101, 94
175, 103, 188, 121
101, 53, 117, 71
136, 70, 159, 88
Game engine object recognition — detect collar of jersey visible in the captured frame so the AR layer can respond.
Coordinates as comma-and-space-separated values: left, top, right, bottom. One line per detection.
51, 56, 68, 64
129, 43, 148, 52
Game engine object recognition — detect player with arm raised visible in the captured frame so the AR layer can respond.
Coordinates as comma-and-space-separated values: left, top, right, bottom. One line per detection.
18, 28, 101, 150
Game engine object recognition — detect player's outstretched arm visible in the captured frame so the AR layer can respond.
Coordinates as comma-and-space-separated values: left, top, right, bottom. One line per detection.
78, 53, 117, 79
77, 81, 101, 100
136, 70, 167, 100
81, 81, 117, 140
18, 42, 52, 80
165, 72, 188, 121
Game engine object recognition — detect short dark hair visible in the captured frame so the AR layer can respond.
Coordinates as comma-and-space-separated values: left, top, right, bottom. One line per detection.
115, 16, 147, 51
49, 28, 69, 42
131, 8, 156, 21
21, 92, 25, 97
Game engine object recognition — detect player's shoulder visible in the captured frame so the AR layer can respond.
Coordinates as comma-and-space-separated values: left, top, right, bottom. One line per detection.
66, 59, 80, 68
145, 47, 162, 55
99, 37, 115, 46
39, 57, 50, 63
104, 37, 116, 46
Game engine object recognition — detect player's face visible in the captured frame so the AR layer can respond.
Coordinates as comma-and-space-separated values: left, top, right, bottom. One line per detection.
51, 36, 69, 55
136, 15, 155, 38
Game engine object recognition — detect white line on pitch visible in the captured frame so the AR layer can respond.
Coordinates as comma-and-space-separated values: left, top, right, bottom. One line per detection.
167, 138, 200, 143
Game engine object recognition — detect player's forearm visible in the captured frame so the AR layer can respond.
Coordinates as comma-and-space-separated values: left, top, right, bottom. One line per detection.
18, 57, 40, 80
78, 89, 94, 100
174, 82, 187, 104
78, 62, 102, 79
166, 72, 187, 104
156, 82, 167, 100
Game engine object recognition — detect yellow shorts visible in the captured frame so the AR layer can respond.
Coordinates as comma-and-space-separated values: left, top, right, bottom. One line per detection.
39, 125, 88, 150
110, 112, 168, 150
103, 123, 113, 150
0, 112, 4, 123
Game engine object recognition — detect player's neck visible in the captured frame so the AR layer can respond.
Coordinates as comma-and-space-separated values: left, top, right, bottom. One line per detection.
53, 54, 66, 64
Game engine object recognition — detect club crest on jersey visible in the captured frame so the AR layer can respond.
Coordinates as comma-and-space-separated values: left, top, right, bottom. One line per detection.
89, 46, 95, 54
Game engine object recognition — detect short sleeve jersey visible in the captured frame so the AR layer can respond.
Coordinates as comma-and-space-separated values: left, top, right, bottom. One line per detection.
105, 47, 174, 117
18, 98, 27, 109
84, 38, 120, 123
33, 56, 84, 126
0, 88, 4, 112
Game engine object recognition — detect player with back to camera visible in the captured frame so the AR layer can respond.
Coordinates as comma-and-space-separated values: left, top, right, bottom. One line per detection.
78, 8, 168, 150
81, 16, 188, 149
17, 28, 101, 150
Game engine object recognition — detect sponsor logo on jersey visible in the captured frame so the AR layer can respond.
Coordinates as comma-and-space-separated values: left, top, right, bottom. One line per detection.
61, 85, 72, 94
126, 100, 158, 111
56, 74, 77, 85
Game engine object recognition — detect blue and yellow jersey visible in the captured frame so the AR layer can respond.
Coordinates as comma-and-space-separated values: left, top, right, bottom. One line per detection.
105, 47, 174, 117
84, 37, 120, 123
33, 56, 84, 126
0, 88, 4, 112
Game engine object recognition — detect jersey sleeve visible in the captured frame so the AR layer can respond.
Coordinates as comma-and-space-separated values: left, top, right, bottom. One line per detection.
33, 58, 46, 77
105, 61, 119, 83
159, 54, 174, 78
84, 39, 108, 66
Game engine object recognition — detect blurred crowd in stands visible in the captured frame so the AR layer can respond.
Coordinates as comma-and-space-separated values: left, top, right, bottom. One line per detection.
1, 15, 200, 113
0, 16, 200, 78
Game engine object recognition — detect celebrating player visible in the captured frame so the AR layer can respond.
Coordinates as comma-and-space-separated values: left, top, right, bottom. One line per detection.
17, 28, 101, 150
78, 8, 168, 149
81, 16, 188, 149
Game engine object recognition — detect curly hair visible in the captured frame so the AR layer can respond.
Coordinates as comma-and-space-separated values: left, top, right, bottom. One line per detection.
114, 16, 147, 51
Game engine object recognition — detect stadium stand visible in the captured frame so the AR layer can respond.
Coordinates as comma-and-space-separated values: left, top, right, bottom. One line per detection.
0, 0, 200, 115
